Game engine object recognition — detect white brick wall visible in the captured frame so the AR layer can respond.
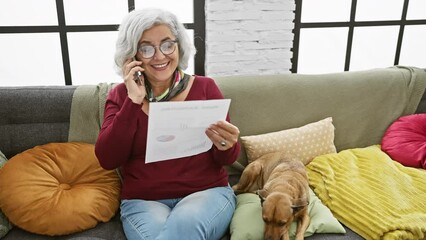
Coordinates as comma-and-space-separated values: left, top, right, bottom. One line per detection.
205, 0, 295, 77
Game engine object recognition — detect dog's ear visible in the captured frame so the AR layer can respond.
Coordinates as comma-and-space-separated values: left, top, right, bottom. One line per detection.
256, 165, 264, 189
291, 197, 309, 213
256, 189, 268, 206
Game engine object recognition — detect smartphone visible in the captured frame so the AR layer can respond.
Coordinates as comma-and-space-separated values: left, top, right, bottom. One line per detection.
133, 57, 144, 82
135, 71, 143, 82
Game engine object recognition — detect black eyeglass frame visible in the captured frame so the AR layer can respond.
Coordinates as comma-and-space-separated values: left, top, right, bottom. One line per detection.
137, 39, 178, 59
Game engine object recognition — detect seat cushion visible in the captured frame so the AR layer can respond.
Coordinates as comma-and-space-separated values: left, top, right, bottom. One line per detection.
0, 142, 121, 236
381, 113, 426, 169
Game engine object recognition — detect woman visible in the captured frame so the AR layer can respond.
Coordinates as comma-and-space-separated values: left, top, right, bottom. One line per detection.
95, 8, 241, 240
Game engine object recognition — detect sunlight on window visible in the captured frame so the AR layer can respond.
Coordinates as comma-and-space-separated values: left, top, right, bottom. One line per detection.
135, 0, 193, 23
399, 25, 426, 68
1, 1, 422, 84
67, 31, 121, 85
298, 28, 348, 74
407, 0, 426, 20
301, 0, 351, 22
0, 0, 57, 26
356, 0, 404, 21
185, 30, 194, 75
0, 33, 64, 86
350, 26, 399, 71
64, 0, 128, 25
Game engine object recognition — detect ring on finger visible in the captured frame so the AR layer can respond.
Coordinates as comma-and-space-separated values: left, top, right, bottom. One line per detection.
220, 140, 227, 147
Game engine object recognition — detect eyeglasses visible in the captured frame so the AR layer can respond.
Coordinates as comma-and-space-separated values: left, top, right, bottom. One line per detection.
138, 39, 178, 59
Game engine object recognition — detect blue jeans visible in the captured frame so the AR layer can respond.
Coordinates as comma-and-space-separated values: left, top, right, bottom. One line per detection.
120, 186, 236, 240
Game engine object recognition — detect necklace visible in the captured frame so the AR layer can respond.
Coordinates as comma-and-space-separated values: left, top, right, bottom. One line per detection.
144, 69, 190, 102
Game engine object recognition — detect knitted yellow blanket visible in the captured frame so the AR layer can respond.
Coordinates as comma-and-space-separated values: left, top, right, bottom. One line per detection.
307, 145, 426, 240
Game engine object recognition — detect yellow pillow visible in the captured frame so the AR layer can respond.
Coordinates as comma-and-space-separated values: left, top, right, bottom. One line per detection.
0, 142, 121, 236
241, 117, 336, 165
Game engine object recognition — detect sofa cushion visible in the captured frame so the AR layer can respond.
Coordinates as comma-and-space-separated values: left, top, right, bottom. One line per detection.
230, 188, 345, 239
381, 113, 426, 169
0, 142, 121, 236
240, 117, 336, 165
0, 151, 12, 238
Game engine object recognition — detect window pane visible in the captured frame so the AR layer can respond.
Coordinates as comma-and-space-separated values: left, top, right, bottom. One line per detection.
185, 30, 194, 75
67, 32, 121, 85
301, 0, 351, 22
298, 28, 348, 74
350, 26, 399, 71
0, 0, 57, 26
399, 25, 426, 68
0, 33, 64, 86
407, 0, 426, 20
64, 0, 128, 25
356, 0, 404, 21
135, 0, 193, 23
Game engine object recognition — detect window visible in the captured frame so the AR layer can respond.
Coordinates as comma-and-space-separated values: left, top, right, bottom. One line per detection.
3, 1, 423, 84
293, 0, 426, 74
0, 0, 204, 86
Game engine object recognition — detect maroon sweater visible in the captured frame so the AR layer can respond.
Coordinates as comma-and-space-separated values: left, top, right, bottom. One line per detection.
95, 76, 240, 200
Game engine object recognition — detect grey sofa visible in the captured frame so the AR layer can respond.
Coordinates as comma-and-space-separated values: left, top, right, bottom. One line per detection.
1, 66, 425, 240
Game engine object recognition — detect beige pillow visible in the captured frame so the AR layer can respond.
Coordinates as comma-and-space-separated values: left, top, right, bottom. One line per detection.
241, 117, 336, 165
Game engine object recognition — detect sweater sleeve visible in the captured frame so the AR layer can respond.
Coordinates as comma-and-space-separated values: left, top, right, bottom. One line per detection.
95, 84, 143, 170
203, 76, 241, 166
212, 140, 241, 166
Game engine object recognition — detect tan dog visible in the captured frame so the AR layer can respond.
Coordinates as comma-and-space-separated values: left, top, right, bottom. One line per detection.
232, 152, 310, 240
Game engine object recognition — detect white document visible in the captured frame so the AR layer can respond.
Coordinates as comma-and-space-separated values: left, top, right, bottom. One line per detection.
145, 99, 231, 163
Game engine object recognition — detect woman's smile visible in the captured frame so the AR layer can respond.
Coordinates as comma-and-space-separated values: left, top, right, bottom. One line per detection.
151, 62, 169, 71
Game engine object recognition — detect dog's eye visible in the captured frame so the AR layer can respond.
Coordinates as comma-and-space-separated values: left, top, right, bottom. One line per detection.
277, 221, 287, 227
293, 206, 303, 212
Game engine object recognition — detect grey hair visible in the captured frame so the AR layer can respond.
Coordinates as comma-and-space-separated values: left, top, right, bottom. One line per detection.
114, 8, 196, 76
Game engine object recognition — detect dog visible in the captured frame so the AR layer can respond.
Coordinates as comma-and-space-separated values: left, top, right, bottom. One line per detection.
232, 152, 310, 240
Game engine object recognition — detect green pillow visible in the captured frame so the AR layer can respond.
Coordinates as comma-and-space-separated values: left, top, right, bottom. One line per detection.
230, 188, 345, 240
0, 151, 12, 238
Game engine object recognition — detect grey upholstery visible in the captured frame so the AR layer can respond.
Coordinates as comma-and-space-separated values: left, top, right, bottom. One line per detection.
0, 86, 76, 159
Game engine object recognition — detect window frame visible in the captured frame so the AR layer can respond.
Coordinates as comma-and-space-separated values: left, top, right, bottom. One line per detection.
291, 0, 426, 73
0, 0, 205, 85
4, 1, 424, 80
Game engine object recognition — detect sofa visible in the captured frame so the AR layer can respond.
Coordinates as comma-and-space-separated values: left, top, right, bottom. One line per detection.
0, 66, 425, 240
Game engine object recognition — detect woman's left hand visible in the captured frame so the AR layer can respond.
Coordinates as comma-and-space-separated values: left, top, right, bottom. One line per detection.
206, 120, 240, 151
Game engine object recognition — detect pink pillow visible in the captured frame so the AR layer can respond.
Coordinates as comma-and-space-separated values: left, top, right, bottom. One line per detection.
381, 114, 426, 169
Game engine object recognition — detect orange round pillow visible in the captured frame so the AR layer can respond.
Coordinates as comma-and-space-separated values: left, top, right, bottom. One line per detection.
0, 142, 121, 236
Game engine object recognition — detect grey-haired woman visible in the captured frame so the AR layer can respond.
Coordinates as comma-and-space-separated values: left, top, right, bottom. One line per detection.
95, 8, 241, 240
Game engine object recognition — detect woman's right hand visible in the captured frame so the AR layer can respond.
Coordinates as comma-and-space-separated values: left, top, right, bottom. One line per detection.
123, 58, 146, 104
